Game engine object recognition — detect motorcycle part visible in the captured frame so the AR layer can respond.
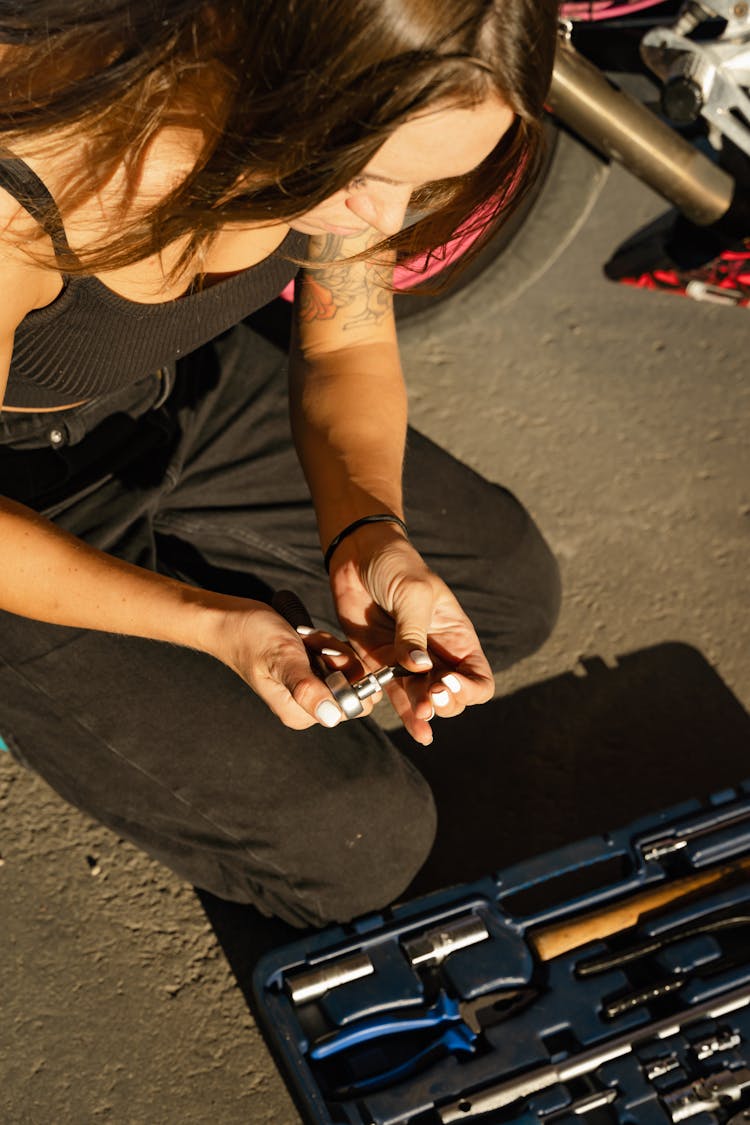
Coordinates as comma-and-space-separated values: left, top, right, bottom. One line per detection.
642, 0, 750, 157
604, 209, 750, 303
548, 36, 734, 224
393, 120, 607, 323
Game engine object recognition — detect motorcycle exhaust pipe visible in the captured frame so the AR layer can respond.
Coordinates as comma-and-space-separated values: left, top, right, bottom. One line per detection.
548, 36, 738, 229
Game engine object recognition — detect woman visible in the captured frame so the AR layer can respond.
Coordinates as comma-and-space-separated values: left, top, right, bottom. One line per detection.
0, 0, 560, 927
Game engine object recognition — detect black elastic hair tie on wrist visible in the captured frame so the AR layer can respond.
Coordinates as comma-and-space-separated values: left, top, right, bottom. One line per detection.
323, 514, 408, 573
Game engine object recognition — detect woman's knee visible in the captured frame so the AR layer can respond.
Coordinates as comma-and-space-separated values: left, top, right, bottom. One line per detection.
489, 508, 561, 666
405, 432, 561, 669
288, 747, 436, 925
217, 732, 438, 927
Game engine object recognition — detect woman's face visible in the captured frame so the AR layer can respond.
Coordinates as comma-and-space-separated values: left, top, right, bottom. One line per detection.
289, 96, 515, 239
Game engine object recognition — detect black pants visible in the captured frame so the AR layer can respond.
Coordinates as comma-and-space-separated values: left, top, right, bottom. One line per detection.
0, 321, 560, 927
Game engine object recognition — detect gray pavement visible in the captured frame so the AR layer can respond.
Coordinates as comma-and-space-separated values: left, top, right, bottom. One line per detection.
2, 156, 748, 1124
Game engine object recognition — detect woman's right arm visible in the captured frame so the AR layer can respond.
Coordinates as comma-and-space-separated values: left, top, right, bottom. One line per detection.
0, 252, 349, 731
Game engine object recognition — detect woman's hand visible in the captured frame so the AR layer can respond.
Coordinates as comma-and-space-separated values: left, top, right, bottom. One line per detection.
203, 597, 373, 731
328, 525, 495, 745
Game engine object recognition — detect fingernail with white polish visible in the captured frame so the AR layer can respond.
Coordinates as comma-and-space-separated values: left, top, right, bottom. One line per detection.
410, 650, 432, 668
316, 700, 342, 727
296, 625, 315, 636
442, 674, 461, 694
431, 689, 450, 707
425, 706, 435, 721
321, 647, 341, 657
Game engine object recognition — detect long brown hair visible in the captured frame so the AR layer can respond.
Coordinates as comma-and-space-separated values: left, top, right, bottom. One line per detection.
0, 1, 559, 279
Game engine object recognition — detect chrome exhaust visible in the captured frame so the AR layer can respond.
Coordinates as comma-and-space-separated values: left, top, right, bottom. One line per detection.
548, 36, 735, 227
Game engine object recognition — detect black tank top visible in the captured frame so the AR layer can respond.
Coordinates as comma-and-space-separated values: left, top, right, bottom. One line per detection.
0, 157, 305, 408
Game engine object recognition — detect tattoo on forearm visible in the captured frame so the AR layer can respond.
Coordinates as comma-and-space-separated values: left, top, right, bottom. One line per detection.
297, 232, 393, 329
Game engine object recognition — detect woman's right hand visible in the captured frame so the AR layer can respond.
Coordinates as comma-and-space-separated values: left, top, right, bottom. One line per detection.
205, 597, 371, 731
0, 495, 361, 732
0, 489, 363, 731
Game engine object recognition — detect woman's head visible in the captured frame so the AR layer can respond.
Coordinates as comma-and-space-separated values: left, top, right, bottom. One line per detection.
0, 0, 559, 273
289, 98, 516, 240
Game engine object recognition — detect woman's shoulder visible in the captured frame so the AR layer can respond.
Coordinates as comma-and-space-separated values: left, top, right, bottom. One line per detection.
0, 126, 294, 299
0, 195, 57, 377
0, 128, 198, 294
1, 123, 198, 236
0, 169, 56, 283
0, 131, 77, 255
0, 144, 70, 309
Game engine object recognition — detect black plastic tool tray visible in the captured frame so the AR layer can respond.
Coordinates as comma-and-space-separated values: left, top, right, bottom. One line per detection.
254, 783, 750, 1125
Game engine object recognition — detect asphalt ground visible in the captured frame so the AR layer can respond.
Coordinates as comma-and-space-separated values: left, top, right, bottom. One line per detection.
2, 151, 748, 1124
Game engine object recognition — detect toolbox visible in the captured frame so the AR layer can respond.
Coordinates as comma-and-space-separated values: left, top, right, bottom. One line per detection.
254, 781, 750, 1125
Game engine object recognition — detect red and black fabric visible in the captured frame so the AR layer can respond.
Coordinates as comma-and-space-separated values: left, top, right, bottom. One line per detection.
605, 211, 750, 308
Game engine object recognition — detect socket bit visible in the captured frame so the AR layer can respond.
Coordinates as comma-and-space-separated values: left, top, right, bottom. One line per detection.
285, 950, 374, 1004
402, 916, 490, 968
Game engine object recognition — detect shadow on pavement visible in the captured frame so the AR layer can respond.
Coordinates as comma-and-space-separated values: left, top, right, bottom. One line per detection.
199, 641, 750, 1006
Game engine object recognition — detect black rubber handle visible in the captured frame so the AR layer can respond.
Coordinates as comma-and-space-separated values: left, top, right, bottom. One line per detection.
272, 589, 315, 631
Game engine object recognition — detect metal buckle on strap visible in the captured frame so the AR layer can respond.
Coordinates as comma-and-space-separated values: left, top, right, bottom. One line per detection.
152, 366, 175, 409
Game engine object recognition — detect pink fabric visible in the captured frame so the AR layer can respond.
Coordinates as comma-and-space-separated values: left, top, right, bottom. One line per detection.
559, 0, 664, 19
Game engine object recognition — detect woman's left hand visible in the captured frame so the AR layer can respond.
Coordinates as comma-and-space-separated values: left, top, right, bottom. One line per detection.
328, 528, 495, 745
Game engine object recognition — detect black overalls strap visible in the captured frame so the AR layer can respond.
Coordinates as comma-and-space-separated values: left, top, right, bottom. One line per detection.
0, 154, 73, 258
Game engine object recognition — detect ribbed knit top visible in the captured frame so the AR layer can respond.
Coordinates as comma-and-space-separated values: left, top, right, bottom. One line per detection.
0, 156, 305, 408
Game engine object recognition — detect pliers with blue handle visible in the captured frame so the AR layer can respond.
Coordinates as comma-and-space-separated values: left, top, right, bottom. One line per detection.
311, 986, 536, 1097
310, 986, 536, 1060
329, 1023, 478, 1097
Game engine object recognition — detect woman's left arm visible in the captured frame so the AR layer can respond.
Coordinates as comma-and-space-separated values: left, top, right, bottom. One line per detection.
289, 229, 494, 745
290, 228, 406, 549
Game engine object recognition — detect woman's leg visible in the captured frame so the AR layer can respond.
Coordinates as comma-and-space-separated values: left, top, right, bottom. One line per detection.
0, 616, 436, 927
0, 332, 436, 927
402, 429, 562, 671
0, 319, 558, 925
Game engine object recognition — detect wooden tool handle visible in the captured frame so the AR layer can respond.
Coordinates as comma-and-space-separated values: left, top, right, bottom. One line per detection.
531, 855, 750, 963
